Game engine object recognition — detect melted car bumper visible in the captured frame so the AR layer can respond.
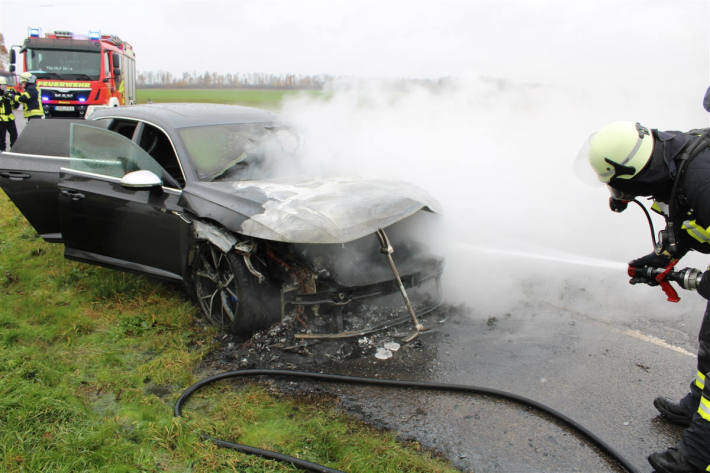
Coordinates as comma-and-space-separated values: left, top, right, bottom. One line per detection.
280, 257, 444, 312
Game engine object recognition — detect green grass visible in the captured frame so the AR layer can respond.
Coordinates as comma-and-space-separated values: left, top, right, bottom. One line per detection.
136, 88, 321, 109
0, 190, 459, 472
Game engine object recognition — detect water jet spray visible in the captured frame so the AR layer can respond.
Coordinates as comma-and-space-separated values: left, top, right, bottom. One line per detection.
454, 242, 627, 271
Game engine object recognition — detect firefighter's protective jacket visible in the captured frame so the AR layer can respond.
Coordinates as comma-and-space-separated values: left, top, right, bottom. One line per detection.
663, 131, 710, 253
0, 90, 16, 122
16, 84, 44, 119
610, 129, 710, 254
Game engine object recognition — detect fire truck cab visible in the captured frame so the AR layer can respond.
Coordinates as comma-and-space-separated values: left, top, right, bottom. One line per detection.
10, 28, 136, 118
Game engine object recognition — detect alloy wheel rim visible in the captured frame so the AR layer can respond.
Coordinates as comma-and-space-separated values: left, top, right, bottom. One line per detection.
195, 245, 239, 327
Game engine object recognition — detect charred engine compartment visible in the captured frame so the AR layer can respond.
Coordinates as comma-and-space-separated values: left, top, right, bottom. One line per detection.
254, 211, 444, 337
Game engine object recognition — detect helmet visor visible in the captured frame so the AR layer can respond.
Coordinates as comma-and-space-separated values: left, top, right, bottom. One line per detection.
573, 133, 602, 186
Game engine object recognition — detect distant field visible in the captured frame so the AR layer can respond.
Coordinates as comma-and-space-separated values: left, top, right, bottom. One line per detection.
136, 88, 320, 109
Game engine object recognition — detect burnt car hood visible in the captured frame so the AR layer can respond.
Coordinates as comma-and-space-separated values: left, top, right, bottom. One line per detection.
184, 177, 440, 244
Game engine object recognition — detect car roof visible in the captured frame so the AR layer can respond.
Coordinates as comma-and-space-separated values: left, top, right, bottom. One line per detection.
89, 103, 277, 129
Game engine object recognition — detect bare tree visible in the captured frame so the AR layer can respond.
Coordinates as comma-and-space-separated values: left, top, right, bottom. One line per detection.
136, 69, 332, 90
0, 33, 9, 71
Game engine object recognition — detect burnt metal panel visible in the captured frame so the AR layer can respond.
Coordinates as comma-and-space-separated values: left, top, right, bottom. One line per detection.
179, 177, 440, 245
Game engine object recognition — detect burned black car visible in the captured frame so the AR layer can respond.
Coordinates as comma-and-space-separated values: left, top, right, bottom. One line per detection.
0, 103, 443, 336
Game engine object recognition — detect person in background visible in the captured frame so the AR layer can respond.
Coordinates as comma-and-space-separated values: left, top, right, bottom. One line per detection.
15, 72, 44, 122
0, 76, 18, 151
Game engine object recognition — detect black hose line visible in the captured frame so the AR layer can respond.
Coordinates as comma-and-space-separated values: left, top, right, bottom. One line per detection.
631, 198, 657, 249
175, 369, 641, 473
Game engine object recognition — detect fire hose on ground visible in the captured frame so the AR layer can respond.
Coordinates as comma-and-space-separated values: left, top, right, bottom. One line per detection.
175, 369, 642, 473
175, 220, 710, 473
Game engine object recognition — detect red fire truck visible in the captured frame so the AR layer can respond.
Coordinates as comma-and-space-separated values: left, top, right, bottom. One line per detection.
10, 28, 136, 118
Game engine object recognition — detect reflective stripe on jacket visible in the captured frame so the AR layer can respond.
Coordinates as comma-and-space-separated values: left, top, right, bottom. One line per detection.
683, 220, 710, 245
649, 201, 710, 251
0, 92, 15, 121
17, 85, 44, 118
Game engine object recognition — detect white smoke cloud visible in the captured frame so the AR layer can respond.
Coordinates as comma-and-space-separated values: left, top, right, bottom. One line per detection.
276, 74, 709, 319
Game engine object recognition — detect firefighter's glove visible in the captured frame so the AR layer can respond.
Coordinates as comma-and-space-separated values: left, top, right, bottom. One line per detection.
629, 252, 672, 268
628, 252, 672, 286
697, 270, 710, 300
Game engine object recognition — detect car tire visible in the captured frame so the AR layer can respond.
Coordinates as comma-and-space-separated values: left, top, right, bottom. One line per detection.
191, 241, 280, 335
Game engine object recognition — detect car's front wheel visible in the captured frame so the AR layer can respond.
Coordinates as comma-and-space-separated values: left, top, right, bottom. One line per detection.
191, 241, 279, 335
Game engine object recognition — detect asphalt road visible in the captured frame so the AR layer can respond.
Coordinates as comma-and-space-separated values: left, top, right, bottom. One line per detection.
206, 260, 705, 473
305, 283, 704, 473
195, 240, 708, 473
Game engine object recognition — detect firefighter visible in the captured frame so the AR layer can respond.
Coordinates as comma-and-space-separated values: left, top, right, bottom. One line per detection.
0, 76, 18, 151
581, 120, 710, 473
16, 72, 44, 121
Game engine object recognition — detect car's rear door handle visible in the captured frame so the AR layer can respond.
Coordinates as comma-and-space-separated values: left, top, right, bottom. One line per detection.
60, 189, 86, 201
0, 171, 31, 181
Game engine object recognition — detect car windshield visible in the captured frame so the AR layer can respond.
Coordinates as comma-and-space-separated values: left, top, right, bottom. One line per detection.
26, 48, 101, 80
179, 123, 298, 181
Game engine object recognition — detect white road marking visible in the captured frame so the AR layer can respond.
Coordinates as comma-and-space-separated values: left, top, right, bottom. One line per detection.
622, 329, 696, 358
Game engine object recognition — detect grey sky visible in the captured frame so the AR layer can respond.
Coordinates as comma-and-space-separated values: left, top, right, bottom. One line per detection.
1, 0, 708, 87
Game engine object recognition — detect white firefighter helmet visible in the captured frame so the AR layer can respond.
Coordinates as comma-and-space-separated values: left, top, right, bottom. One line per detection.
19, 72, 35, 83
583, 121, 654, 183
0, 76, 7, 85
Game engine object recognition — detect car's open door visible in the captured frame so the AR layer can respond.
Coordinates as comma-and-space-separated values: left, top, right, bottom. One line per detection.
58, 123, 191, 281
0, 119, 101, 242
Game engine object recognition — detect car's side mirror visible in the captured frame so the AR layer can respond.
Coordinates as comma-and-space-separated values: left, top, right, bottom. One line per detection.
120, 170, 162, 189
704, 86, 710, 112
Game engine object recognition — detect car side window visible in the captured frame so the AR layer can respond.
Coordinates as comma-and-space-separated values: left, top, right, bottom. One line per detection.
107, 118, 139, 140
69, 123, 170, 184
138, 124, 185, 187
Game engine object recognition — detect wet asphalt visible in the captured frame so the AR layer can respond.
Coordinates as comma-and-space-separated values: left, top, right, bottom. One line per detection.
206, 278, 706, 473
304, 297, 703, 473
